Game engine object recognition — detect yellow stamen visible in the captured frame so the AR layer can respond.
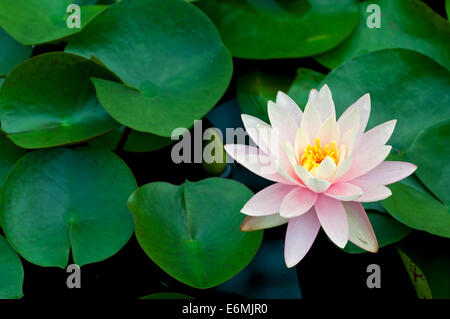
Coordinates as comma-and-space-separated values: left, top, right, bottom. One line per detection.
300, 138, 338, 175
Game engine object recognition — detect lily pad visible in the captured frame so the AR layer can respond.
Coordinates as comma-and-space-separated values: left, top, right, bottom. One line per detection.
0, 148, 137, 267
316, 0, 450, 69
382, 121, 450, 238
196, 0, 360, 59
128, 178, 263, 289
288, 68, 325, 107
0, 52, 120, 149
0, 234, 24, 299
316, 0, 450, 70
0, 133, 26, 188
343, 211, 411, 253
322, 49, 450, 155
66, 0, 232, 137
0, 27, 32, 76
89, 126, 173, 152
0, 0, 107, 45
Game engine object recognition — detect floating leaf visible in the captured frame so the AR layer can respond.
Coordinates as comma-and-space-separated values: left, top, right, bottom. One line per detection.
0, 133, 26, 188
322, 49, 450, 155
89, 126, 173, 152
196, 0, 360, 59
397, 247, 432, 299
0, 235, 23, 299
66, 0, 232, 137
0, 148, 137, 267
404, 119, 450, 205
0, 27, 32, 76
0, 0, 107, 45
0, 52, 120, 149
128, 178, 263, 289
343, 211, 411, 253
316, 0, 450, 70
382, 121, 450, 238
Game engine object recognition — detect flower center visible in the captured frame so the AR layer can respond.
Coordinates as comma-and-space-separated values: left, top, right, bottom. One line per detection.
300, 138, 338, 174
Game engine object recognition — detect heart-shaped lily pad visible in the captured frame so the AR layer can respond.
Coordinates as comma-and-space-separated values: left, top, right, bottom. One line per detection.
382, 120, 450, 238
0, 27, 32, 76
196, 0, 360, 59
0, 234, 24, 299
128, 178, 263, 289
0, 0, 108, 45
316, 0, 450, 70
322, 49, 450, 155
0, 52, 120, 149
66, 0, 232, 137
0, 148, 137, 267
343, 211, 411, 253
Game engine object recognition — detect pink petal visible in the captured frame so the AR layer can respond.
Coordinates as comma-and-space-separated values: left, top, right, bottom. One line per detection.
350, 179, 392, 202
284, 208, 320, 267
224, 144, 295, 185
355, 120, 396, 155
275, 91, 303, 126
339, 145, 392, 182
356, 161, 417, 185
324, 182, 362, 201
241, 183, 296, 216
268, 100, 298, 146
241, 114, 271, 152
311, 84, 336, 122
338, 93, 371, 138
279, 187, 318, 218
301, 100, 322, 141
314, 195, 349, 248
342, 202, 378, 253
240, 214, 288, 232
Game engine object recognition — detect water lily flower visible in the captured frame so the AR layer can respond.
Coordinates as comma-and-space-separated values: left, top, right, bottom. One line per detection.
224, 85, 417, 267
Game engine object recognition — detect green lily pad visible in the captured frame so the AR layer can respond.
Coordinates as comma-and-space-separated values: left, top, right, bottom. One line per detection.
396, 234, 449, 299
404, 119, 450, 205
237, 70, 294, 123
0, 148, 137, 267
0, 0, 107, 45
196, 0, 359, 59
316, 0, 450, 70
0, 27, 32, 76
0, 234, 24, 299
381, 121, 450, 238
447, 0, 450, 20
322, 49, 450, 155
0, 133, 26, 188
140, 293, 192, 299
0, 52, 120, 149
89, 126, 173, 152
343, 211, 411, 253
128, 178, 263, 289
66, 0, 232, 137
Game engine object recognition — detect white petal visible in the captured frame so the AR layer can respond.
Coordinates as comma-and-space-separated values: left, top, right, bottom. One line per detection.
304, 177, 331, 193
241, 114, 271, 152
294, 128, 310, 162
315, 84, 336, 122
276, 91, 303, 126
268, 100, 298, 146
301, 100, 322, 140
317, 115, 340, 146
315, 156, 337, 181
354, 120, 396, 155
